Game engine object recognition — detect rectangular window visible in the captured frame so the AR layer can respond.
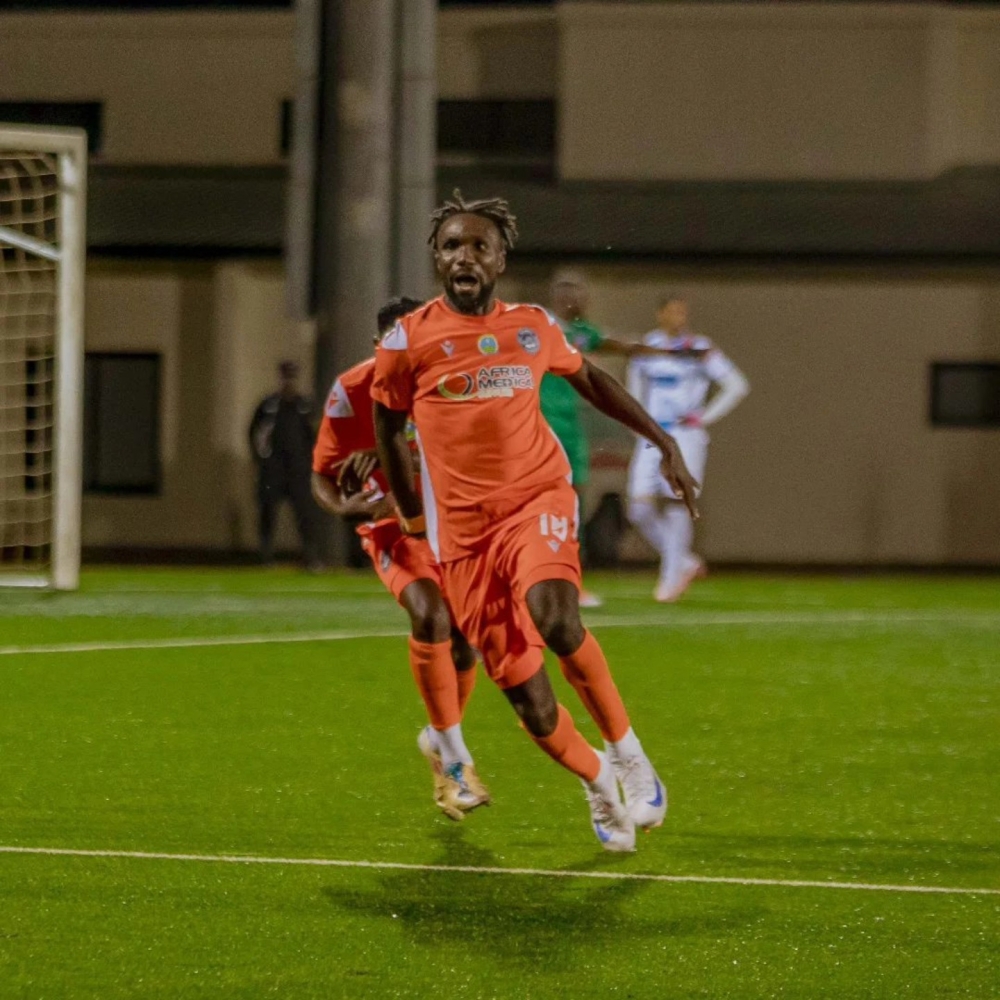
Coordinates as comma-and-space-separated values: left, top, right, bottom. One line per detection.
437, 99, 556, 174
0, 102, 103, 155
930, 362, 1000, 427
83, 353, 161, 493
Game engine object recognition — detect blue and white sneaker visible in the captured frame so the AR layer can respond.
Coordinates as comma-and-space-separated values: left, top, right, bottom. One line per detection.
583, 751, 636, 852
608, 747, 667, 829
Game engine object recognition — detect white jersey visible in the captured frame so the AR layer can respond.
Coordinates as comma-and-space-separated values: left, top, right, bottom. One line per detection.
627, 329, 737, 428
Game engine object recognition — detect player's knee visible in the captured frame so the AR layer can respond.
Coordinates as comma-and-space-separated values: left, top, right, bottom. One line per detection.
526, 581, 584, 657
628, 497, 655, 522
522, 698, 558, 738
541, 617, 585, 658
403, 582, 452, 644
514, 682, 558, 737
410, 605, 451, 644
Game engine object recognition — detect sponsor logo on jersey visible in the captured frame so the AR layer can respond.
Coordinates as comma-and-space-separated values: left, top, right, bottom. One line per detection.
437, 365, 534, 400
477, 334, 499, 356
442, 340, 455, 357
380, 550, 392, 571
517, 328, 540, 355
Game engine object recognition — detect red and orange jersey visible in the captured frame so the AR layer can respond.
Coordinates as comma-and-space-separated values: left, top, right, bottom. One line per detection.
312, 357, 387, 487
371, 296, 583, 560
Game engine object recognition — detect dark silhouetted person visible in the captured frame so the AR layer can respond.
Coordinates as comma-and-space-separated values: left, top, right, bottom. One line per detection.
249, 361, 320, 569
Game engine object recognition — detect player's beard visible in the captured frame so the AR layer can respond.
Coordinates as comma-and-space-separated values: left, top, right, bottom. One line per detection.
446, 277, 495, 316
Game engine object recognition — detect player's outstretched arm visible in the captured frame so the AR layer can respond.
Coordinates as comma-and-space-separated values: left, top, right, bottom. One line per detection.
373, 402, 423, 524
592, 338, 673, 358
564, 359, 700, 519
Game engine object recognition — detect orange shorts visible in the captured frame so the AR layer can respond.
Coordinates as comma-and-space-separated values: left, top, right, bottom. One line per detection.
441, 487, 582, 690
356, 518, 441, 603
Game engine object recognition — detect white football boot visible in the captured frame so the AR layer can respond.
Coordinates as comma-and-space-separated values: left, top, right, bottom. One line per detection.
583, 751, 636, 852
607, 745, 667, 829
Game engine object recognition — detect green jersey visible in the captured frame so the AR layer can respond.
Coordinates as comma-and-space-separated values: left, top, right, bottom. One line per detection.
540, 318, 604, 486
539, 318, 605, 428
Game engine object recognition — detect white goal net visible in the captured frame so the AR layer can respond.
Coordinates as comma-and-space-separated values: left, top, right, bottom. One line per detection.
0, 125, 86, 590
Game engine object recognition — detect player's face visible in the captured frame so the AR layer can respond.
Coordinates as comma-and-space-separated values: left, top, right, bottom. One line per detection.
551, 281, 588, 322
657, 299, 688, 332
434, 214, 506, 315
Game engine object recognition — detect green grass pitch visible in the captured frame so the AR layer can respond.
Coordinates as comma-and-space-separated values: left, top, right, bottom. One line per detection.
1, 567, 998, 998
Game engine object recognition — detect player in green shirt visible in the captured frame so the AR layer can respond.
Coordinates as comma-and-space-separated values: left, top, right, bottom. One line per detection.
541, 270, 661, 607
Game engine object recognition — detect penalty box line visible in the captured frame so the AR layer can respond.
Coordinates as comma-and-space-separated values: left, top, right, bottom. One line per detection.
0, 844, 997, 897
3, 611, 1000, 657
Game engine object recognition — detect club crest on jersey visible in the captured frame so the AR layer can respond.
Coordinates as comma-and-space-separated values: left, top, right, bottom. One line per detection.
438, 365, 534, 400
517, 328, 540, 355
478, 334, 499, 356
442, 340, 455, 357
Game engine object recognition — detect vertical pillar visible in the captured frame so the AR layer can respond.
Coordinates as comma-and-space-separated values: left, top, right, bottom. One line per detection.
394, 0, 437, 298
312, 0, 397, 563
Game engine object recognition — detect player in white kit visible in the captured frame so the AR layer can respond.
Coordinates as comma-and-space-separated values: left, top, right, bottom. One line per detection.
627, 295, 749, 602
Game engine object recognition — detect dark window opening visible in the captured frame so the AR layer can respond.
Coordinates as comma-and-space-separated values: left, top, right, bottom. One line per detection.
930, 362, 1000, 427
279, 98, 292, 157
437, 99, 555, 177
84, 352, 161, 493
0, 102, 103, 154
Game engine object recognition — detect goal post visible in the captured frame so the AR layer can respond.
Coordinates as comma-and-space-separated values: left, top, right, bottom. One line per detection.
0, 124, 87, 590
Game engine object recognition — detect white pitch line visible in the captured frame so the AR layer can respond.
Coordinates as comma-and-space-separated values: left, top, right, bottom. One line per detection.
2, 611, 999, 657
0, 629, 408, 657
0, 844, 996, 897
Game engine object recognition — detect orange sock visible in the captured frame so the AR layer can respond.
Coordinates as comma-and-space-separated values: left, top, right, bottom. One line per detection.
530, 704, 601, 782
408, 637, 461, 730
559, 630, 631, 743
456, 665, 477, 716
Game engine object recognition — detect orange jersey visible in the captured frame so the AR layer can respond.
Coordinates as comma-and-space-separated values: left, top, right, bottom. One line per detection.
312, 358, 383, 483
370, 296, 583, 561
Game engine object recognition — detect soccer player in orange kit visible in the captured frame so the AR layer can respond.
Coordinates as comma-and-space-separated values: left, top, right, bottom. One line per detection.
311, 297, 489, 821
372, 192, 699, 851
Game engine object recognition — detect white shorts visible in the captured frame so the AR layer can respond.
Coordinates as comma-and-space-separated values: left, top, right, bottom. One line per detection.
628, 427, 708, 501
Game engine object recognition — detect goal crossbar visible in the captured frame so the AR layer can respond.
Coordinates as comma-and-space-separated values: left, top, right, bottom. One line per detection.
0, 123, 87, 590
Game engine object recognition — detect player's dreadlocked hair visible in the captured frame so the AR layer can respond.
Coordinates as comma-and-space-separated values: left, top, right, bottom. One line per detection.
428, 189, 519, 251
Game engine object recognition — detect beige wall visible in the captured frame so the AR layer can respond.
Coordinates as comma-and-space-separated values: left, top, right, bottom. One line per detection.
503, 262, 1000, 565
437, 6, 557, 100
81, 258, 1000, 565
0, 6, 559, 164
0, 11, 294, 165
82, 259, 309, 553
559, 2, 1000, 181
4, 4, 999, 178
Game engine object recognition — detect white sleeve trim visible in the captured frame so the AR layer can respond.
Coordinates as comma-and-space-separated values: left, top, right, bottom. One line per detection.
380, 321, 408, 351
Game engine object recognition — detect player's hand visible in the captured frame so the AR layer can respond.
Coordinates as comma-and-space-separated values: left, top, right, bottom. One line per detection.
337, 488, 394, 520
337, 449, 379, 496
658, 439, 700, 520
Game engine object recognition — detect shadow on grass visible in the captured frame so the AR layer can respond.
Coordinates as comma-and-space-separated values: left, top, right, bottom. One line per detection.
321, 824, 765, 970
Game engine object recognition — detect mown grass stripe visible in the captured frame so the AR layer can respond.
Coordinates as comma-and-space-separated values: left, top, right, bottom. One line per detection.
3, 611, 1000, 657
